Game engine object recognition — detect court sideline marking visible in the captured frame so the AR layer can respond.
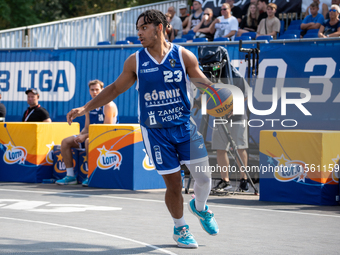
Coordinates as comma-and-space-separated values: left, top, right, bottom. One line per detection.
1, 188, 340, 218
0, 216, 177, 255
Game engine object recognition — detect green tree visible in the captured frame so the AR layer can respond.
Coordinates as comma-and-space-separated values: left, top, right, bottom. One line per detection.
0, 0, 40, 29
0, 0, 11, 29
0, 0, 168, 30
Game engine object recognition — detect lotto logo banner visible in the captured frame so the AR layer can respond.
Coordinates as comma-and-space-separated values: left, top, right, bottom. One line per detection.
88, 124, 165, 190
0, 123, 79, 183
78, 149, 88, 183
53, 145, 79, 181
259, 130, 340, 205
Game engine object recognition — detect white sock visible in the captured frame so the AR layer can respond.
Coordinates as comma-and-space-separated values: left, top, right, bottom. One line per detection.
187, 160, 211, 211
173, 216, 187, 228
66, 167, 74, 177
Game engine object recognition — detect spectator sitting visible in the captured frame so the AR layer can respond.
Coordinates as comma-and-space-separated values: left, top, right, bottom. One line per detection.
257, 0, 279, 24
210, 3, 238, 41
225, 0, 243, 23
306, 0, 329, 19
256, 3, 281, 39
167, 6, 183, 39
56, 79, 118, 186
301, 2, 325, 37
318, 4, 340, 37
192, 8, 215, 41
165, 13, 175, 42
179, 3, 190, 29
183, 0, 204, 35
22, 89, 51, 122
0, 93, 6, 121
237, 3, 259, 37
257, 0, 268, 24
326, 0, 340, 19
242, 0, 259, 16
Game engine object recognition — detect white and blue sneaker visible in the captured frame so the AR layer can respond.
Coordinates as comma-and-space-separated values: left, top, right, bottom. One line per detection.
82, 177, 89, 187
55, 176, 77, 185
173, 225, 198, 248
188, 197, 219, 236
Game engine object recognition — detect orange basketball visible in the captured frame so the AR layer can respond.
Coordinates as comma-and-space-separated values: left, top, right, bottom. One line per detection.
205, 85, 233, 117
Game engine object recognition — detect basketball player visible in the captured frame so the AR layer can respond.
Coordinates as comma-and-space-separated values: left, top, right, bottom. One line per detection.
56, 80, 118, 186
66, 10, 218, 248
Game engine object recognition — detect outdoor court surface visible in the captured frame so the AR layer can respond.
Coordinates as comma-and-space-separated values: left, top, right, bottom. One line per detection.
0, 181, 339, 255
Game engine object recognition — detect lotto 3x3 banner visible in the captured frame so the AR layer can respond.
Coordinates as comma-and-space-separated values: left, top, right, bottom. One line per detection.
260, 130, 340, 205
0, 123, 165, 190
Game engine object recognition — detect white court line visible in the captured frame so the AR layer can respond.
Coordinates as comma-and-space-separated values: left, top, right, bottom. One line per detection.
1, 188, 340, 219
0, 216, 177, 255
0, 188, 164, 203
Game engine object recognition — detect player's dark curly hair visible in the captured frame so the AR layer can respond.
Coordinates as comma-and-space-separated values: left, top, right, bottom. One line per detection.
136, 9, 168, 34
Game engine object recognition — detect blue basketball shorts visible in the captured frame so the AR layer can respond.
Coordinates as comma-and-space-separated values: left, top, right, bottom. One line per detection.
141, 118, 208, 175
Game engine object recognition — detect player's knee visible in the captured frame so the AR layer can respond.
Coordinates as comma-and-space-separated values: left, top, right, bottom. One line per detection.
169, 180, 182, 193
164, 175, 182, 194
196, 175, 211, 187
61, 136, 72, 149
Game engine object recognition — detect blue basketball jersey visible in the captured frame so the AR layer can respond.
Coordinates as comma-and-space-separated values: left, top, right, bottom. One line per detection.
136, 44, 192, 128
89, 106, 119, 124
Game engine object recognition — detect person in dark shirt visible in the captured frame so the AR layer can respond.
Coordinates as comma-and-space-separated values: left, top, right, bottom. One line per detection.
325, 0, 340, 19
22, 89, 51, 122
257, 0, 268, 23
238, 3, 259, 36
179, 3, 190, 28
318, 5, 340, 37
183, 0, 204, 35
242, 0, 259, 16
226, 0, 243, 23
193, 8, 215, 41
0, 93, 6, 121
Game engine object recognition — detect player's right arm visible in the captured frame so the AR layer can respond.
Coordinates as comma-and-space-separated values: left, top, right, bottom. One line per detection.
182, 47, 212, 89
75, 112, 90, 143
67, 54, 137, 124
80, 112, 90, 135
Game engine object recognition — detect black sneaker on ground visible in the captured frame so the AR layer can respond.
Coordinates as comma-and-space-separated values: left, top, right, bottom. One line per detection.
212, 179, 232, 191
239, 178, 249, 191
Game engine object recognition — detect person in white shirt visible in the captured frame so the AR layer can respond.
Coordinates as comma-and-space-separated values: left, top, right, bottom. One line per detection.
209, 3, 238, 40
167, 6, 183, 39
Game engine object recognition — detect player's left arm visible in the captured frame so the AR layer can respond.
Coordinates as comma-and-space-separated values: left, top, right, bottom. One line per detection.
103, 102, 117, 124
181, 48, 212, 89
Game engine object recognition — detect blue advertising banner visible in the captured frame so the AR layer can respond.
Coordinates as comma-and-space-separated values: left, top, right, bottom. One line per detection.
233, 41, 340, 142
0, 47, 139, 128
185, 40, 340, 143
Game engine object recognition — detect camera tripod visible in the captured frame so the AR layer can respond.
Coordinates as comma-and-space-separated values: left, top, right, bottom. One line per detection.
185, 45, 259, 195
